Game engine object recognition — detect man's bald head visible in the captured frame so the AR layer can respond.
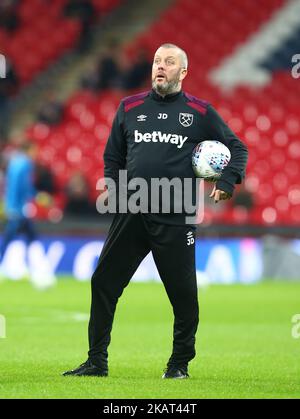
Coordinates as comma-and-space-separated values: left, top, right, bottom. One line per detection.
157, 44, 188, 69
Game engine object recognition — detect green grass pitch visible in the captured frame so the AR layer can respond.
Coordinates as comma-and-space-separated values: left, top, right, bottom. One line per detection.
0, 278, 299, 399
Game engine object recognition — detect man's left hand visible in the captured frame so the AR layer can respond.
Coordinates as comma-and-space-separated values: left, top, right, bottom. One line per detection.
209, 185, 231, 203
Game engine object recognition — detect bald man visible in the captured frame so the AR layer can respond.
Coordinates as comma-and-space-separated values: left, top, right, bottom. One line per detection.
63, 44, 248, 379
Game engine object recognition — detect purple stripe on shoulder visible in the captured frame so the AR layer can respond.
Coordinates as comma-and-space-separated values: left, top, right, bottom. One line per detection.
123, 91, 150, 112
123, 91, 150, 105
184, 92, 209, 115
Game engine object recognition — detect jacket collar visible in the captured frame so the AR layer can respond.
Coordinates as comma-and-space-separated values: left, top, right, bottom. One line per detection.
150, 89, 183, 102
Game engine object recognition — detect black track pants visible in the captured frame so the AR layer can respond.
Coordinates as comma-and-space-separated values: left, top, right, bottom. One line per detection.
88, 213, 199, 368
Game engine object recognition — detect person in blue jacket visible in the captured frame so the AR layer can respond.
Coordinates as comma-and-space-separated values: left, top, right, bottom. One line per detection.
0, 141, 37, 262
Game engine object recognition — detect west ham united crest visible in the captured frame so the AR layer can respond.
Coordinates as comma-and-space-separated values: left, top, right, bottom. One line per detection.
179, 112, 194, 127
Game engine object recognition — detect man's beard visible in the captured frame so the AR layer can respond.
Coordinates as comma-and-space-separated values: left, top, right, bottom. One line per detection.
152, 71, 181, 96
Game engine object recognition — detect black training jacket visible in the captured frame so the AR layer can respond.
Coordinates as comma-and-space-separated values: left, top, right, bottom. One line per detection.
103, 89, 248, 225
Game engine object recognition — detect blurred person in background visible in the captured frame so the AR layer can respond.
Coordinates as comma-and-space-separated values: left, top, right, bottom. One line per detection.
64, 172, 96, 217
121, 48, 152, 90
96, 41, 125, 90
80, 40, 124, 91
0, 0, 20, 33
231, 185, 254, 211
35, 162, 56, 195
0, 141, 37, 263
81, 43, 151, 93
230, 184, 254, 223
63, 0, 96, 53
36, 91, 64, 126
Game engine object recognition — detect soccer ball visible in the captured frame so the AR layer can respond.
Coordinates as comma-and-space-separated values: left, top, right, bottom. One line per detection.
192, 140, 231, 181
